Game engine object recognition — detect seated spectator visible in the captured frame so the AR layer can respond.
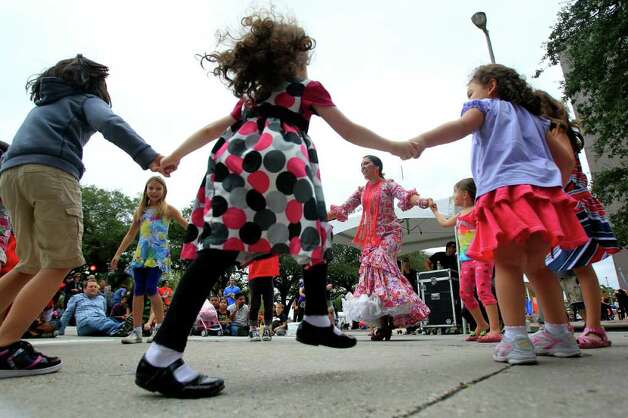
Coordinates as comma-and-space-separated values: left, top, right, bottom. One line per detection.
224, 278, 241, 306
209, 295, 220, 311
227, 293, 249, 336
217, 298, 231, 335
271, 303, 288, 336
58, 279, 132, 337
158, 280, 173, 311
110, 295, 130, 322
111, 280, 130, 306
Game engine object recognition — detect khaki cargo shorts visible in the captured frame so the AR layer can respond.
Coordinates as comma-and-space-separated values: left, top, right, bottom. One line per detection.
0, 164, 85, 274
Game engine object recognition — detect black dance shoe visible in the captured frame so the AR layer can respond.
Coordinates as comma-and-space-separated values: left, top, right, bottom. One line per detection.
296, 321, 357, 349
135, 356, 225, 398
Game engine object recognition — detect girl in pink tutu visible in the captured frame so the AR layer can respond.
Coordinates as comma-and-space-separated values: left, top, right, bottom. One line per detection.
329, 155, 430, 341
410, 64, 589, 364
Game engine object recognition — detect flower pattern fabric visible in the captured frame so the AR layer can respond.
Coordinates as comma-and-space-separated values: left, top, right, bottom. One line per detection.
130, 208, 171, 273
332, 180, 430, 327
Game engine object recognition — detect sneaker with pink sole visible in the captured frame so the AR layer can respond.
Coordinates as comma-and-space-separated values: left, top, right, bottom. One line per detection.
530, 329, 581, 357
493, 335, 537, 365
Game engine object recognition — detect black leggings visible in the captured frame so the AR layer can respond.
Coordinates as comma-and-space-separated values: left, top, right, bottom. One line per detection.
154, 250, 329, 352
248, 278, 274, 326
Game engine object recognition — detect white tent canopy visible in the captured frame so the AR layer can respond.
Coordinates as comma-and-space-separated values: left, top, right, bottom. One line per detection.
329, 197, 455, 255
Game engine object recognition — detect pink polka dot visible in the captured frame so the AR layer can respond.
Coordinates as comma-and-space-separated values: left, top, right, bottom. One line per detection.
239, 121, 258, 135
191, 208, 204, 226
215, 142, 229, 158
249, 239, 271, 254
196, 186, 205, 201
226, 155, 243, 174
311, 247, 323, 264
286, 200, 303, 223
300, 144, 308, 158
223, 208, 246, 229
254, 133, 273, 151
248, 171, 270, 193
275, 92, 295, 108
223, 238, 245, 252
290, 237, 301, 255
287, 158, 307, 178
283, 123, 297, 133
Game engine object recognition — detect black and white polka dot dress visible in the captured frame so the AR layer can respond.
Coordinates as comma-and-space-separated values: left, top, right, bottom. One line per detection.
183, 80, 335, 266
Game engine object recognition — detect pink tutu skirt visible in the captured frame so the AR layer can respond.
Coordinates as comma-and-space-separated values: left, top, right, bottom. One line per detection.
468, 185, 589, 263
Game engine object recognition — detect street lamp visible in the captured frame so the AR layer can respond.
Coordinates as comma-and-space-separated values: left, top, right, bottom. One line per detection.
471, 11, 496, 64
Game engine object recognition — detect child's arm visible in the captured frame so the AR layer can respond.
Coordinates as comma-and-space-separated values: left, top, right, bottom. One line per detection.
410, 109, 485, 158
82, 97, 162, 171
430, 202, 457, 228
167, 205, 189, 229
314, 106, 420, 160
160, 115, 236, 173
545, 127, 576, 187
111, 219, 141, 270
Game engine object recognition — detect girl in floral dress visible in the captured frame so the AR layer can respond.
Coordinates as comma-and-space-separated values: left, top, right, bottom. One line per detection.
330, 155, 430, 340
112, 176, 187, 344
134, 12, 420, 399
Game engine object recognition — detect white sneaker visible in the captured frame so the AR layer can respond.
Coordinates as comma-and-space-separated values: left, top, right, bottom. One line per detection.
493, 335, 537, 365
249, 329, 261, 342
121, 331, 143, 344
530, 329, 581, 357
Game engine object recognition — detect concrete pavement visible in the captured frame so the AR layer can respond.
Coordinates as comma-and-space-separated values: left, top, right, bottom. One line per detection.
0, 331, 626, 418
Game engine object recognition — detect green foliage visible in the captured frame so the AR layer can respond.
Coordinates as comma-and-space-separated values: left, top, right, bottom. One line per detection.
541, 0, 628, 243
81, 185, 138, 270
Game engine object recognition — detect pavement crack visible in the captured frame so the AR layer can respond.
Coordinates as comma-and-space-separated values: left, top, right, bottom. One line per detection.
392, 365, 511, 418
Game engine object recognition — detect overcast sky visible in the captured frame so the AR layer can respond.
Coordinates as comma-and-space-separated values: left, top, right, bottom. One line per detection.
0, 0, 619, 287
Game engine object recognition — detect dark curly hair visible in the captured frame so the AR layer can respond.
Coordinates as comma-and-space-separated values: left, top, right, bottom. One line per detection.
26, 54, 111, 105
535, 90, 584, 154
470, 64, 540, 116
200, 11, 315, 102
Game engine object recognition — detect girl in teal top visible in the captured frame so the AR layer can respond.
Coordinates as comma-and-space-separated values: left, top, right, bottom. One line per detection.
112, 176, 187, 344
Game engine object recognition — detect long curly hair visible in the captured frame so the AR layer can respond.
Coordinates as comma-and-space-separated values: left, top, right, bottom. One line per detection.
535, 90, 584, 154
200, 11, 315, 102
470, 64, 540, 116
26, 54, 111, 105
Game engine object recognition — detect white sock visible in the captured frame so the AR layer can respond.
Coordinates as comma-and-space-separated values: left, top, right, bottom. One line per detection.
304, 315, 331, 328
332, 326, 343, 336
172, 363, 200, 383
145, 343, 182, 367
504, 326, 527, 340
545, 322, 570, 336
133, 326, 143, 336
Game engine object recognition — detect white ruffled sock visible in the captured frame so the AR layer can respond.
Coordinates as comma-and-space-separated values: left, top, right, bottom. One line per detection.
304, 315, 343, 335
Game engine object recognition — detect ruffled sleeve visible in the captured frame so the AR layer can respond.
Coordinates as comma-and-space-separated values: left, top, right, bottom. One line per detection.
385, 180, 418, 211
460, 99, 492, 117
329, 187, 363, 222
302, 80, 335, 116
230, 99, 245, 120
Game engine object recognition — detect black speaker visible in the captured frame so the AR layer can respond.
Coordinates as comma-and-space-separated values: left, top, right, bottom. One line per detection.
418, 269, 461, 328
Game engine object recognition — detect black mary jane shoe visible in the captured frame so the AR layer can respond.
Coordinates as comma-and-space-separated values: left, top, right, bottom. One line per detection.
135, 356, 225, 399
296, 321, 357, 349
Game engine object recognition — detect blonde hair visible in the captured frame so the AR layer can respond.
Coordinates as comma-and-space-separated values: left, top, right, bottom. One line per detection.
134, 176, 169, 222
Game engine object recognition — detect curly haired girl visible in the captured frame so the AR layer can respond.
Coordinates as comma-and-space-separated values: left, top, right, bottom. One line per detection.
134, 11, 420, 398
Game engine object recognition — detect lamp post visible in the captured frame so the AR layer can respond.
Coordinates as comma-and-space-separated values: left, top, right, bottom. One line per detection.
471, 12, 496, 64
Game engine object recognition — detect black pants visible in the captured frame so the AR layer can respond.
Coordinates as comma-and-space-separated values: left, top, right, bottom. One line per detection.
154, 250, 329, 352
249, 278, 274, 326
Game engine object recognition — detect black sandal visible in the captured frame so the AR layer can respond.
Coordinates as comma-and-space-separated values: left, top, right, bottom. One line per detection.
135, 356, 225, 398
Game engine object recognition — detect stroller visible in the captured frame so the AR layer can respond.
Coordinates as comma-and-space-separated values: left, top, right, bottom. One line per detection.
191, 300, 223, 336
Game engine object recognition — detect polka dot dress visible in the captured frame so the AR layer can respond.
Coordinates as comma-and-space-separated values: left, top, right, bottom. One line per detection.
183, 80, 335, 266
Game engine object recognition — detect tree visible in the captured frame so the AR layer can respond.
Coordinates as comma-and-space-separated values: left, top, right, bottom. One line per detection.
540, 0, 627, 243
81, 185, 138, 271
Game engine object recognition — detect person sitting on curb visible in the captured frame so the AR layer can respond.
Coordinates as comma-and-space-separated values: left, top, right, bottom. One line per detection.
227, 293, 249, 336
58, 279, 132, 337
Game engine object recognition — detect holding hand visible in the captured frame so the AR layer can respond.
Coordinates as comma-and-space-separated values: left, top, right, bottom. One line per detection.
160, 154, 181, 177
409, 136, 427, 159
389, 141, 422, 160
110, 255, 120, 271
148, 154, 164, 175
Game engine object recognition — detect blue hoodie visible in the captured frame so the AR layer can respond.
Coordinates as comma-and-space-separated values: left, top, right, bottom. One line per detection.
1, 77, 158, 179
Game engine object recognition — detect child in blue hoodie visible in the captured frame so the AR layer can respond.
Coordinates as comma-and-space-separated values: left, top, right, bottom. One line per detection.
0, 55, 163, 379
